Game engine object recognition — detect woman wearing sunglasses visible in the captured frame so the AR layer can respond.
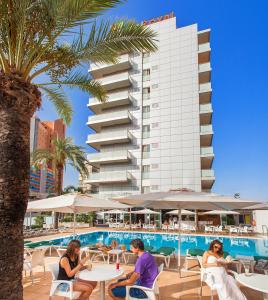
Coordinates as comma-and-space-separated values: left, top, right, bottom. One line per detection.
202, 239, 247, 300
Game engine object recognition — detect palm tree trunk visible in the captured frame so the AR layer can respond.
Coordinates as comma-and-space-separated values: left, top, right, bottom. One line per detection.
0, 72, 40, 299
53, 165, 63, 229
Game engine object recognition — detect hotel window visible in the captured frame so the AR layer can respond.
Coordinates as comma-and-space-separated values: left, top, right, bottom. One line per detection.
152, 103, 159, 108
142, 125, 150, 139
143, 52, 150, 64
143, 69, 150, 82
152, 84, 158, 89
151, 185, 159, 191
142, 144, 150, 159
152, 65, 158, 71
151, 164, 159, 169
142, 105, 150, 119
152, 122, 159, 128
143, 87, 151, 100
152, 143, 159, 148
142, 165, 150, 179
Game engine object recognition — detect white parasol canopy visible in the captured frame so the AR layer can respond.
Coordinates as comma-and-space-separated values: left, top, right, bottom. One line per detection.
166, 209, 195, 215
131, 208, 160, 215
114, 190, 260, 269
27, 193, 129, 233
200, 210, 240, 215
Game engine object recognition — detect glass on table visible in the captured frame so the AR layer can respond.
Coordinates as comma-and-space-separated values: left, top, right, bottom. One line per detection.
242, 261, 251, 275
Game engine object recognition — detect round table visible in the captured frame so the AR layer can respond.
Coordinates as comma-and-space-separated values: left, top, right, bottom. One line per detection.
236, 273, 268, 299
78, 265, 124, 300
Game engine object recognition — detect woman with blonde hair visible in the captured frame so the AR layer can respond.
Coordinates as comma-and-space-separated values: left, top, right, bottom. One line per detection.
57, 240, 97, 300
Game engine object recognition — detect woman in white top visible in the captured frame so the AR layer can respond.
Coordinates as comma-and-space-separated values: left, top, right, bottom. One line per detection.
202, 239, 247, 300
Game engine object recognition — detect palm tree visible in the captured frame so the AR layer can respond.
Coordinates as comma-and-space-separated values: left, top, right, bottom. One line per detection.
32, 136, 90, 228
0, 1, 157, 297
32, 137, 90, 196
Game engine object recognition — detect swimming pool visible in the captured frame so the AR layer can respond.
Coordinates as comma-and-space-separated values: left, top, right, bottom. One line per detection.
50, 231, 268, 258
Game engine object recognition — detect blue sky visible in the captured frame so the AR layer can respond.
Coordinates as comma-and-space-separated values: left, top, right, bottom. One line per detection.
37, 0, 268, 201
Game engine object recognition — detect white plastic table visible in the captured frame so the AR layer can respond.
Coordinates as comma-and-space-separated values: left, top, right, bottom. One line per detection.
236, 273, 268, 299
78, 265, 124, 300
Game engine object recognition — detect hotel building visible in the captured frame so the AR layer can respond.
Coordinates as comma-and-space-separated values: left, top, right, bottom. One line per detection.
29, 116, 66, 198
85, 14, 215, 197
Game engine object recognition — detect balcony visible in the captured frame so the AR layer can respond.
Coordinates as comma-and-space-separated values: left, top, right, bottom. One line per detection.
198, 43, 211, 64
90, 54, 132, 78
198, 29, 211, 44
143, 75, 151, 82
199, 82, 212, 104
201, 147, 214, 169
86, 171, 131, 185
200, 103, 213, 125
87, 150, 131, 167
88, 90, 130, 113
200, 125, 213, 147
98, 72, 131, 91
86, 129, 132, 150
199, 62, 211, 84
201, 169, 215, 190
87, 110, 132, 131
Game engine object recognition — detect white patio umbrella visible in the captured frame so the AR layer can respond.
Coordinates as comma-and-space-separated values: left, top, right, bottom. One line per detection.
166, 209, 195, 215
114, 190, 260, 269
200, 210, 240, 226
27, 193, 129, 233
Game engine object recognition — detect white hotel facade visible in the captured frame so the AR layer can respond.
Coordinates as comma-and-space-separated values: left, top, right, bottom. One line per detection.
85, 14, 215, 197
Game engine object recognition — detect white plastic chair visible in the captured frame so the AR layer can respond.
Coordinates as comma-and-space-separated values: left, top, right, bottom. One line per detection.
126, 263, 164, 300
56, 248, 67, 257
48, 263, 81, 300
23, 247, 48, 284
197, 256, 220, 300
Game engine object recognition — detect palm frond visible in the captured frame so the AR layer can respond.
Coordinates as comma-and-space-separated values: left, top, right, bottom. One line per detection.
31, 149, 53, 166
55, 72, 107, 102
38, 86, 73, 125
83, 20, 158, 64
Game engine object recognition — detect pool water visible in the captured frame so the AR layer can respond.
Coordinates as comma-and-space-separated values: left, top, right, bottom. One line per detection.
51, 231, 268, 258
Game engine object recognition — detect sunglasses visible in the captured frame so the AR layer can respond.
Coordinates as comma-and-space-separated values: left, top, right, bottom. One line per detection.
214, 245, 221, 249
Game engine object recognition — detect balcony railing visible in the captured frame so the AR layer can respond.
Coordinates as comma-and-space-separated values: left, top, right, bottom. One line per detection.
98, 72, 131, 91
200, 103, 213, 113
201, 169, 215, 178
86, 171, 131, 184
201, 147, 214, 156
87, 110, 132, 131
87, 150, 130, 165
88, 90, 130, 113
200, 125, 213, 134
199, 82, 212, 92
199, 62, 211, 73
90, 54, 131, 77
198, 43, 211, 53
87, 129, 132, 149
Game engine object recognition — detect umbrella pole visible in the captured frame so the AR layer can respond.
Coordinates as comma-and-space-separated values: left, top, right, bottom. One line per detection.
178, 208, 182, 274
73, 211, 76, 236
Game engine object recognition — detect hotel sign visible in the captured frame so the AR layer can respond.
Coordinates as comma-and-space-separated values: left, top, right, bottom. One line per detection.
143, 12, 174, 25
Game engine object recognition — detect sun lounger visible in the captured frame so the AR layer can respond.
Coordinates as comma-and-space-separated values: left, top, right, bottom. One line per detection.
149, 246, 176, 268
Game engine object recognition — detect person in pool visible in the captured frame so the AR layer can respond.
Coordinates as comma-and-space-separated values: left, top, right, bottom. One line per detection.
108, 238, 158, 300
57, 240, 97, 300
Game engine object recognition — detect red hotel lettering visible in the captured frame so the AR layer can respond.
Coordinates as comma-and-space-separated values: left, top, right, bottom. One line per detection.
142, 12, 174, 25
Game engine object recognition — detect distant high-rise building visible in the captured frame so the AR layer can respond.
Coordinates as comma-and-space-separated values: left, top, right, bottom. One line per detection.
29, 116, 66, 198
85, 13, 214, 198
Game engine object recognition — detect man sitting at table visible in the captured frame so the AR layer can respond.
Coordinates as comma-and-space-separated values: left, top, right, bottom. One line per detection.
108, 238, 158, 300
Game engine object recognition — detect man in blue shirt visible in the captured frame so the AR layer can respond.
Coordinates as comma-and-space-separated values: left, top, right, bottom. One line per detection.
108, 239, 158, 299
